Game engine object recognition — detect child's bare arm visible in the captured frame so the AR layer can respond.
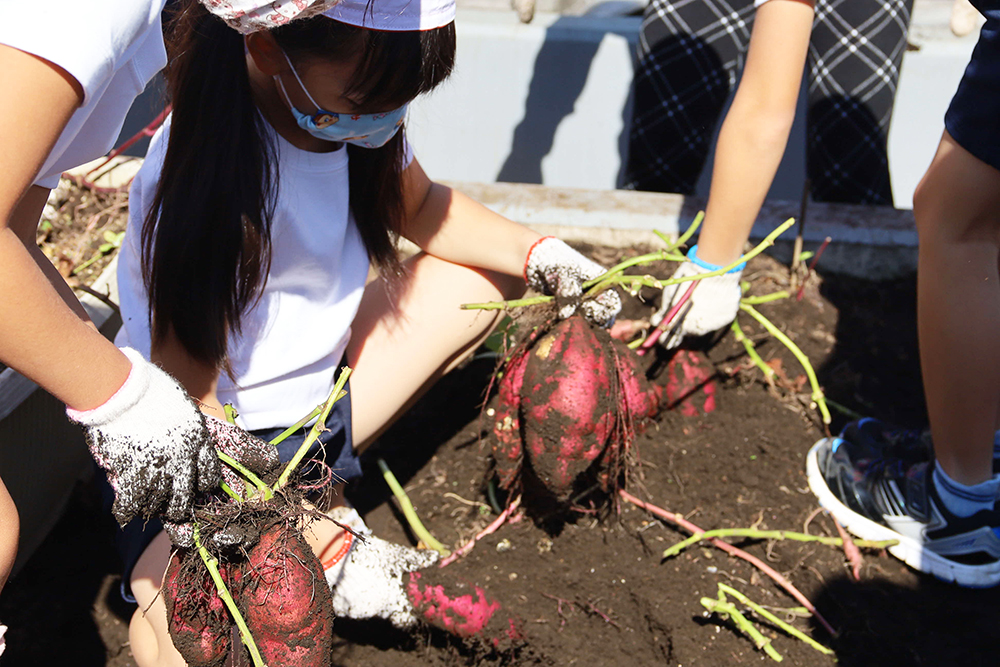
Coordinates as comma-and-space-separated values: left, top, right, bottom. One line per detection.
695, 0, 815, 267
0, 45, 131, 410
398, 157, 541, 277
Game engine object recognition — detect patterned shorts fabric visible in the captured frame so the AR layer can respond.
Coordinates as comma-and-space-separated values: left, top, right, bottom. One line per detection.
625, 0, 913, 205
945, 0, 1000, 172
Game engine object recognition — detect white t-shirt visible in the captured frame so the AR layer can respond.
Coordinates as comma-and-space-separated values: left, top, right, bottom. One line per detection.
0, 0, 167, 188
116, 118, 410, 432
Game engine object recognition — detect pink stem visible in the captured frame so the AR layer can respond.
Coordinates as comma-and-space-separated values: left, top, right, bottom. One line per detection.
832, 517, 863, 581
439, 496, 522, 568
618, 489, 837, 637
796, 236, 831, 301
637, 281, 697, 356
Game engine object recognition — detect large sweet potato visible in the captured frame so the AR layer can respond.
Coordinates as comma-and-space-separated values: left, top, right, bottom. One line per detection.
240, 522, 334, 667
163, 549, 235, 667
518, 317, 617, 500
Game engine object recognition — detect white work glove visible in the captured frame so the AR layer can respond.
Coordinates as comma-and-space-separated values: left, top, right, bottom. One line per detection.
163, 417, 281, 548
653, 246, 743, 349
66, 348, 221, 526
324, 506, 440, 629
524, 236, 621, 327
0, 623, 7, 657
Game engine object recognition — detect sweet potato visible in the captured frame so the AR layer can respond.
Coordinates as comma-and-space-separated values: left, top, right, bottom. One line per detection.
492, 349, 529, 489
664, 349, 716, 417
240, 522, 334, 667
163, 549, 235, 667
519, 317, 617, 500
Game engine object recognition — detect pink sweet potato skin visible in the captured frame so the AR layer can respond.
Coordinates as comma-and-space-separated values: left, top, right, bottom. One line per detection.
163, 550, 234, 667
241, 524, 334, 667
519, 317, 616, 499
613, 341, 663, 424
492, 349, 529, 490
664, 350, 716, 417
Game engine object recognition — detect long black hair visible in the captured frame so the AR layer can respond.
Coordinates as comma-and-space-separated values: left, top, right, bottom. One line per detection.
143, 1, 456, 374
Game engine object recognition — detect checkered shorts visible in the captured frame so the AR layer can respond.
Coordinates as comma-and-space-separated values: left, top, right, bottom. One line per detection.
625, 0, 912, 205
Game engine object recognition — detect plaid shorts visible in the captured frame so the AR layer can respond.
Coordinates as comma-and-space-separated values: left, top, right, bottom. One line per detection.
946, 0, 1000, 172
625, 0, 913, 205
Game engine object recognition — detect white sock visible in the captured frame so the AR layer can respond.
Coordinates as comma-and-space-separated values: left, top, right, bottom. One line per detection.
932, 464, 1000, 518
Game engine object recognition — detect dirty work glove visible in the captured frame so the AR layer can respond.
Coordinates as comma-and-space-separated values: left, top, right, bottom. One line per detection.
524, 236, 621, 327
164, 418, 281, 549
324, 505, 440, 629
66, 347, 220, 526
653, 245, 744, 350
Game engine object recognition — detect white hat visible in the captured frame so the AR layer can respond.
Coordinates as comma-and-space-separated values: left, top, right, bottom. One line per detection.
200, 0, 342, 34
322, 0, 456, 31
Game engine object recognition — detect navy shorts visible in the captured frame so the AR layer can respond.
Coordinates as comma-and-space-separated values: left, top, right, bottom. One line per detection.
106, 379, 359, 602
945, 0, 1000, 172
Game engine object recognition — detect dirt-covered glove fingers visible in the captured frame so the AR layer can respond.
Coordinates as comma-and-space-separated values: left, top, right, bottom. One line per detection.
67, 348, 219, 525
580, 289, 622, 328
524, 237, 617, 322
163, 520, 194, 549
324, 506, 439, 629
205, 418, 280, 493
652, 251, 743, 349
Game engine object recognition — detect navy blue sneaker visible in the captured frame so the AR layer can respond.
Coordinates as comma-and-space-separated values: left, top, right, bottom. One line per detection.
838, 417, 933, 462
807, 430, 1000, 588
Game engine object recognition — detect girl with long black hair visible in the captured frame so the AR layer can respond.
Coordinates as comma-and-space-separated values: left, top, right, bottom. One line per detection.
118, 0, 621, 661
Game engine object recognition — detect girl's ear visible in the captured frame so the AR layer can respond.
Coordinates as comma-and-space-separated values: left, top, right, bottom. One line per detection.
245, 32, 288, 77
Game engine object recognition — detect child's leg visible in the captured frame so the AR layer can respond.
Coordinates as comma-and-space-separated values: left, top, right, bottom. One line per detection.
0, 476, 18, 593
914, 131, 1000, 485
346, 252, 524, 450
129, 531, 187, 667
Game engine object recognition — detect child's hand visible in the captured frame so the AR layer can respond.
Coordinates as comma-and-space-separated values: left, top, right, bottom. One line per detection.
164, 419, 281, 549
653, 249, 743, 349
325, 506, 440, 629
67, 348, 221, 526
524, 237, 621, 327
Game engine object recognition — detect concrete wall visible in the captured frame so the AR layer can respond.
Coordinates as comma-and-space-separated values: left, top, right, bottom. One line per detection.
402, 3, 979, 208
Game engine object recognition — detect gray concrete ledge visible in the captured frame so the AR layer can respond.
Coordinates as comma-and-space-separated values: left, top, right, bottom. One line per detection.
449, 181, 918, 279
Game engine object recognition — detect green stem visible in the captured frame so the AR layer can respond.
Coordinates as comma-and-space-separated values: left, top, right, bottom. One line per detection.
826, 398, 864, 420
217, 452, 271, 501
586, 218, 795, 297
730, 320, 775, 382
462, 218, 795, 312
701, 596, 783, 662
194, 526, 267, 667
739, 303, 832, 425
218, 481, 244, 503
741, 291, 791, 305
663, 527, 896, 559
268, 404, 325, 447
718, 584, 834, 657
673, 210, 704, 250
275, 367, 352, 491
377, 458, 450, 556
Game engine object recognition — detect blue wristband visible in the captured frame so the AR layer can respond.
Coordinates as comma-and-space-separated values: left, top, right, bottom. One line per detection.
687, 245, 746, 274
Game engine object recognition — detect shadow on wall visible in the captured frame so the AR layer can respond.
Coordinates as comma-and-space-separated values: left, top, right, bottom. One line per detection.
495, 15, 637, 187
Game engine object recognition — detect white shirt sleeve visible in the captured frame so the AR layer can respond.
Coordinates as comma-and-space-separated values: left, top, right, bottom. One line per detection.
0, 0, 164, 105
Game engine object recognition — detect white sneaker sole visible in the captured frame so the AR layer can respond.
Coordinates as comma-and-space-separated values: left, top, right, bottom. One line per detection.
806, 439, 1000, 588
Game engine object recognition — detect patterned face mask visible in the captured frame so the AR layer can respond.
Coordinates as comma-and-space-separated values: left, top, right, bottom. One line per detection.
274, 50, 406, 149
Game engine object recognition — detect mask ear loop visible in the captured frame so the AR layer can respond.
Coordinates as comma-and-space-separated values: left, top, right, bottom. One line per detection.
279, 48, 326, 114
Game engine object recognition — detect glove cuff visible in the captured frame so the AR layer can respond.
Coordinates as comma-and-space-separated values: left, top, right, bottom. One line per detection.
687, 245, 746, 274
66, 347, 150, 426
523, 235, 556, 283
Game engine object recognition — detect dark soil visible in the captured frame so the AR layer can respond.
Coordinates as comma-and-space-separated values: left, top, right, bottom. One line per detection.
4, 233, 999, 666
